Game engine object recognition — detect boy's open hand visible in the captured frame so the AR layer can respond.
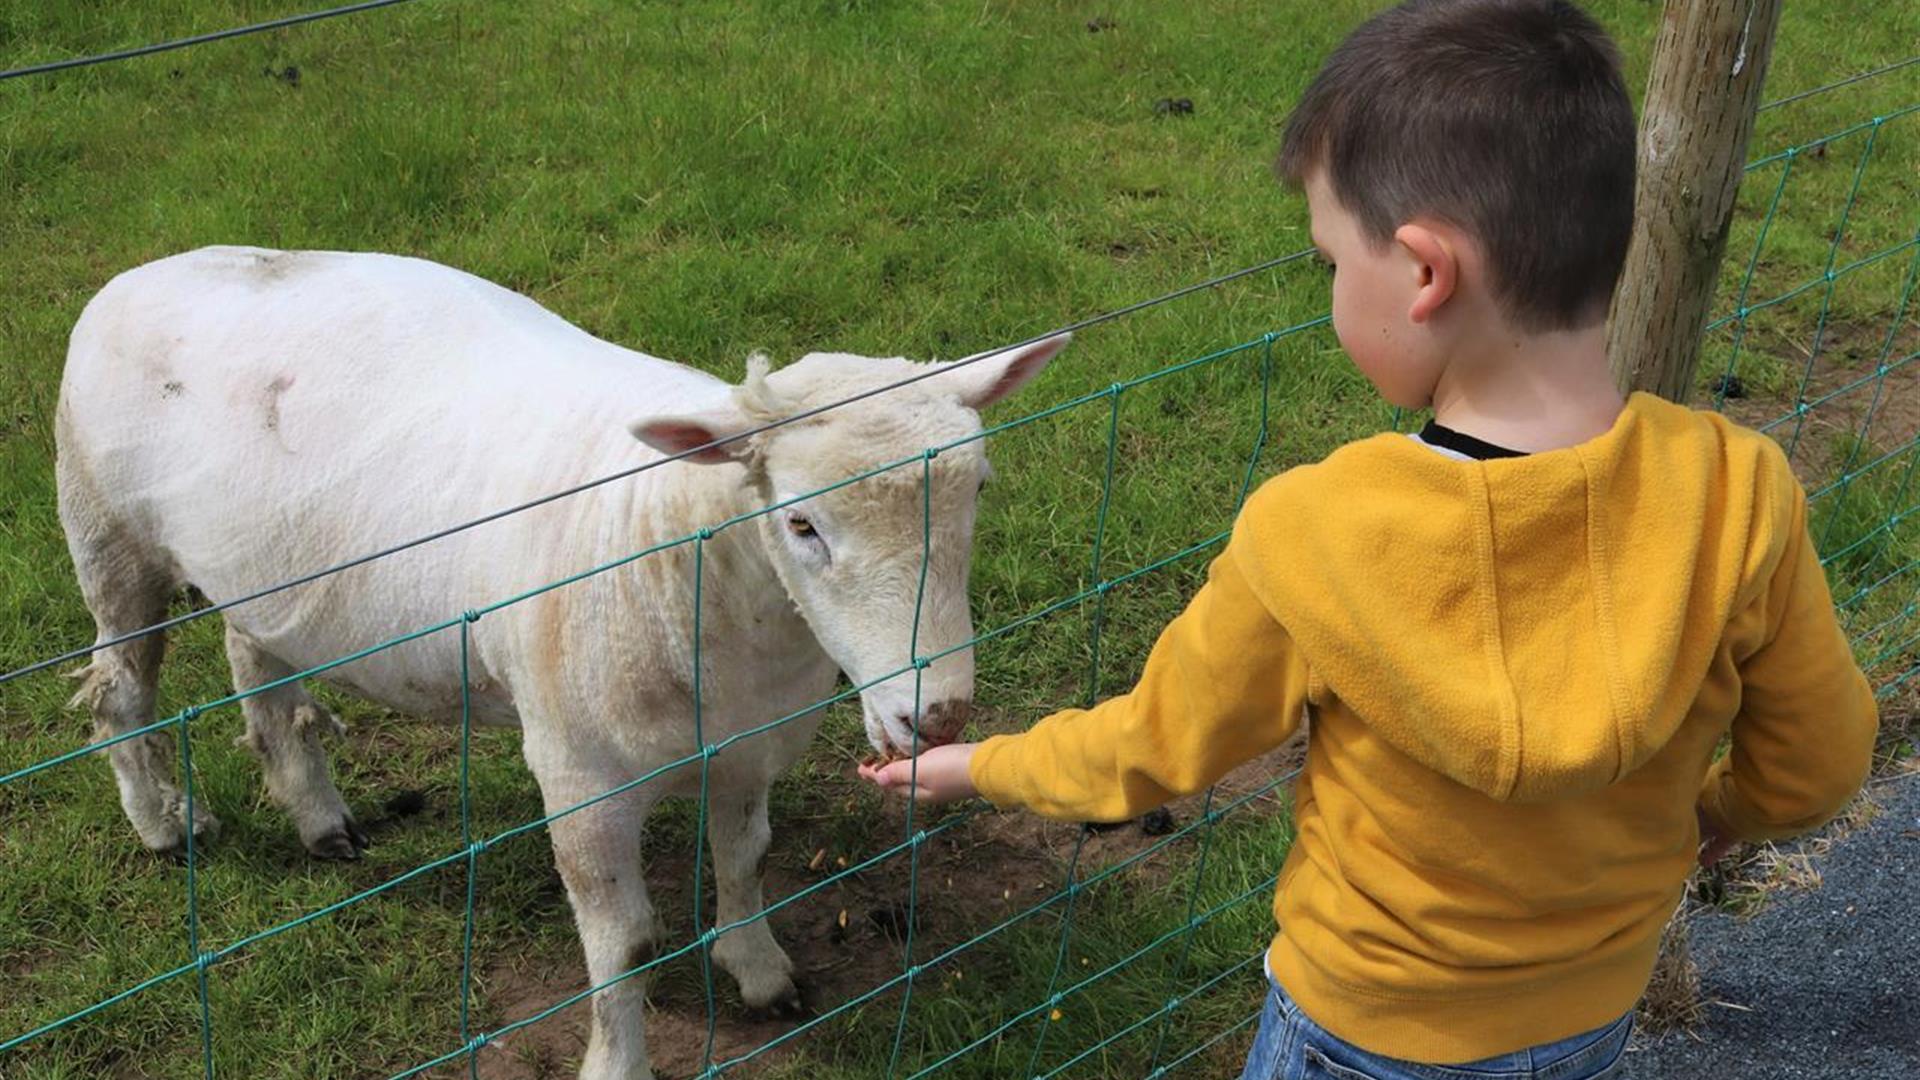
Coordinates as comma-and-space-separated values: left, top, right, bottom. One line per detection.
858, 742, 979, 803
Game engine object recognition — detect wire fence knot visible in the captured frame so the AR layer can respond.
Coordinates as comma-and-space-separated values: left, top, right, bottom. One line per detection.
195, 951, 218, 972
461, 608, 482, 624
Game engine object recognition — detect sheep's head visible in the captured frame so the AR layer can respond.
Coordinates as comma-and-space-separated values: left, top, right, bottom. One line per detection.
630, 334, 1069, 758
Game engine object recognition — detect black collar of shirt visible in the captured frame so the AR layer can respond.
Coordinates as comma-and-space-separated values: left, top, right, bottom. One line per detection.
1419, 421, 1528, 461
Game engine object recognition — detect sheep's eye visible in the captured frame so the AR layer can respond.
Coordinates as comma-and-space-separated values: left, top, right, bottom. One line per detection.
786, 515, 817, 539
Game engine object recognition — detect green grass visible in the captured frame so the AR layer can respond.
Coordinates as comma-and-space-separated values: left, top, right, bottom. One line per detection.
2, 2, 1919, 1078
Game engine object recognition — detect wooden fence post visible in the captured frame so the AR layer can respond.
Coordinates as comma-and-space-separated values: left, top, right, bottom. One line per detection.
1606, 0, 1784, 402
1617, 0, 1787, 1037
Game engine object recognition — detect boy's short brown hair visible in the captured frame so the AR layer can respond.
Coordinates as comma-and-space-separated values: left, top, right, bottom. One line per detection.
1277, 0, 1635, 332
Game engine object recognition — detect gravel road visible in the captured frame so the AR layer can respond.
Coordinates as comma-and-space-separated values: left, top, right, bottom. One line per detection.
1625, 772, 1920, 1078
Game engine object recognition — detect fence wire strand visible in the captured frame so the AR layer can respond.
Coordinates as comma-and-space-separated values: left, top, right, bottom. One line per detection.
1758, 53, 1920, 113
0, 0, 428, 82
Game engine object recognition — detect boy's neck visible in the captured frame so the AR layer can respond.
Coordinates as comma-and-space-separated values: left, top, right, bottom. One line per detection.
1427, 321, 1625, 454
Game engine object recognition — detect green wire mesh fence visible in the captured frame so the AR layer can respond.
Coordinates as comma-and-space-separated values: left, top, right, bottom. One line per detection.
1706, 103, 1920, 698
3, 54, 1918, 1080
1, 311, 1305, 1078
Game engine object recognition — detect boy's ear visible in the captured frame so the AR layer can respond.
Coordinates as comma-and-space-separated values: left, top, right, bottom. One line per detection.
1394, 223, 1459, 325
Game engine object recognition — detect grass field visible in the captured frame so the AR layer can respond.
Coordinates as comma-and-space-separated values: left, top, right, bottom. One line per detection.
2, 2, 1918, 1078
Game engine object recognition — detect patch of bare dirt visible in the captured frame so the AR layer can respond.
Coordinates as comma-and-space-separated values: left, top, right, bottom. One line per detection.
1719, 315, 1920, 488
445, 740, 1302, 1079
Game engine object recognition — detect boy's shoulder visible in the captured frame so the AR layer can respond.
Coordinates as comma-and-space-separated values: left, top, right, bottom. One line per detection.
1633, 394, 1806, 508
1228, 429, 1465, 576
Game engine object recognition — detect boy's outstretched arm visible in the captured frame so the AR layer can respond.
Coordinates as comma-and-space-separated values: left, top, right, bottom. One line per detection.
868, 503, 1311, 821
1700, 488, 1878, 844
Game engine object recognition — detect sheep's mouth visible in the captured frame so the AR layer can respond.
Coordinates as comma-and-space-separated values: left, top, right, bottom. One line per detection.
862, 696, 958, 765
861, 728, 960, 770
864, 709, 909, 763
859, 742, 907, 770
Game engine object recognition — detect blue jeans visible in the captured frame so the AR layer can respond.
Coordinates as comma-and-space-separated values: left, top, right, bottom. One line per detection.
1241, 977, 1632, 1080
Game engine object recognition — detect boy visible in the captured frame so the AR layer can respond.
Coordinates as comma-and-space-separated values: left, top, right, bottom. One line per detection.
862, 1, 1878, 1077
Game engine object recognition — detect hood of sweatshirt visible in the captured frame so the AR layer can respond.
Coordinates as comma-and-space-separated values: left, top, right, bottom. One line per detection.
1243, 392, 1798, 801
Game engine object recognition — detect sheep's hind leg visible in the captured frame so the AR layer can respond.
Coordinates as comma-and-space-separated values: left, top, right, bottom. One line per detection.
224, 622, 366, 859
66, 617, 219, 857
60, 478, 216, 856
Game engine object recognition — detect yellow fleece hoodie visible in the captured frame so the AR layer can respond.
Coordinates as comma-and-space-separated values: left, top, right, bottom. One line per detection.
969, 392, 1877, 1062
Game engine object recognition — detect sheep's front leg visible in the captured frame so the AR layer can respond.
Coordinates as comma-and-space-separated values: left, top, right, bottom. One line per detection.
705, 783, 802, 1016
540, 772, 662, 1080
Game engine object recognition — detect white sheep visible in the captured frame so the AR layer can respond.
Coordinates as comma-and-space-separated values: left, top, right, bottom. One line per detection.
55, 246, 1067, 1080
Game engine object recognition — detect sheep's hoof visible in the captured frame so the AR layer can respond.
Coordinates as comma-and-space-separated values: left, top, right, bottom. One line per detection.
148, 804, 221, 864
747, 981, 808, 1021
307, 816, 371, 860
154, 833, 217, 865
154, 835, 213, 866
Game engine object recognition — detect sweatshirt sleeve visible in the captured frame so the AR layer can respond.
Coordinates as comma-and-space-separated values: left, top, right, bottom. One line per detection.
968, 511, 1310, 823
1699, 487, 1879, 842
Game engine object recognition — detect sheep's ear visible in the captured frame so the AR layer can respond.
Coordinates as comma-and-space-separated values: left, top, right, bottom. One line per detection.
944, 333, 1070, 410
628, 406, 756, 465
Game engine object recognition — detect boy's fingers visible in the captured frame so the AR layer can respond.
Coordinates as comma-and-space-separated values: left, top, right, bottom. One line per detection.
857, 759, 923, 792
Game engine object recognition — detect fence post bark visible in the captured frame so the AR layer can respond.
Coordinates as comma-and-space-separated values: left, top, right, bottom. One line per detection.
1606, 0, 1784, 402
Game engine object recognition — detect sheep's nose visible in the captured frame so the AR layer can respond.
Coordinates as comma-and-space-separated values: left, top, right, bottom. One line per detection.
909, 700, 972, 748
